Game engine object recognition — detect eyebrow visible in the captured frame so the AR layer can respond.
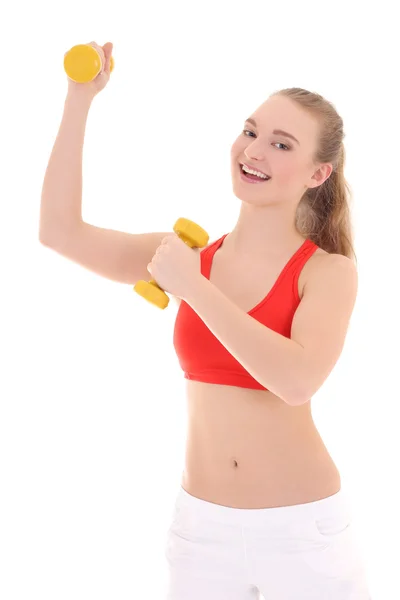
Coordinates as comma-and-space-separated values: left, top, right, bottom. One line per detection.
245, 118, 300, 145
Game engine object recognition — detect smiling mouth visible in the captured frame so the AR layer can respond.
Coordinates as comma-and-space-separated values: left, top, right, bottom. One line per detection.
239, 163, 271, 182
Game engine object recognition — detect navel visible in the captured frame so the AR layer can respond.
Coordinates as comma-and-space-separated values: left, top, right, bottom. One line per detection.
231, 458, 239, 468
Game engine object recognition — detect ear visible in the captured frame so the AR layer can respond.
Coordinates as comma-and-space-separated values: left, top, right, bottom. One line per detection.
308, 163, 333, 189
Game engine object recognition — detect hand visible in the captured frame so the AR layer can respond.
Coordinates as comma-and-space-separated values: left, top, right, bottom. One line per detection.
66, 41, 114, 99
147, 234, 203, 301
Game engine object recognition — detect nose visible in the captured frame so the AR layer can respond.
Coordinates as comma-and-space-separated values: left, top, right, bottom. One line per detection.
244, 138, 266, 162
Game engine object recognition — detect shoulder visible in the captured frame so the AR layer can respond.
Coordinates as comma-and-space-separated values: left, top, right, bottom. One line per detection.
304, 250, 358, 301
310, 250, 357, 279
299, 246, 357, 300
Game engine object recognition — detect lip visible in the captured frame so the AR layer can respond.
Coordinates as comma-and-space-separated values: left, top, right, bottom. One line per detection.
239, 162, 271, 181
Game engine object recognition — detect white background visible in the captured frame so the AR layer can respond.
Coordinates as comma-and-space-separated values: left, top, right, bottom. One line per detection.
1, 0, 398, 598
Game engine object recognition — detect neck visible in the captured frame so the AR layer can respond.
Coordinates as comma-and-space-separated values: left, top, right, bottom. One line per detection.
225, 202, 306, 258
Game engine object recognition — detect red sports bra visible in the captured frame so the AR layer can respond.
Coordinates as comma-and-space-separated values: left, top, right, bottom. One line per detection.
173, 233, 319, 390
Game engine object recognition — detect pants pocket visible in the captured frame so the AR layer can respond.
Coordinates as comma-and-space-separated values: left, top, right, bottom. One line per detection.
164, 501, 204, 564
300, 512, 365, 579
313, 512, 352, 539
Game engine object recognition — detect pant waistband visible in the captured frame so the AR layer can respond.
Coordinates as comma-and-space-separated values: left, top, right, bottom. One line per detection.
175, 485, 352, 527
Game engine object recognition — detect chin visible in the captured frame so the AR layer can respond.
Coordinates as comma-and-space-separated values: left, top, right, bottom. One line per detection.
231, 188, 271, 207
231, 178, 272, 204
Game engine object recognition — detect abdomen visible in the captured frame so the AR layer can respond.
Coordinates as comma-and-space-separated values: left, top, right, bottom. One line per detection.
182, 381, 341, 509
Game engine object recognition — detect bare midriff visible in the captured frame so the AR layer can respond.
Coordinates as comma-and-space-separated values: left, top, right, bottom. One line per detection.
181, 380, 341, 509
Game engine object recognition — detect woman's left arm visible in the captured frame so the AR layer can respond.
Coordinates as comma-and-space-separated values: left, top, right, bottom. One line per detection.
186, 254, 358, 406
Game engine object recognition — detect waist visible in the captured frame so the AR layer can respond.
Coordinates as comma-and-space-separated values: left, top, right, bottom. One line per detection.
182, 380, 340, 507
174, 483, 350, 527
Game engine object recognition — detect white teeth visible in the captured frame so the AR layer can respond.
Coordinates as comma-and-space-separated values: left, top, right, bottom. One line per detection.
241, 164, 269, 179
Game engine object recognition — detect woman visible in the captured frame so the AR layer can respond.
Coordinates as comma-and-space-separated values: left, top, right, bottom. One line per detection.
40, 42, 371, 599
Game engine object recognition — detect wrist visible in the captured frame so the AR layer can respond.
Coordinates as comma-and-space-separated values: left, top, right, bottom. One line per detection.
65, 89, 95, 109
184, 274, 210, 306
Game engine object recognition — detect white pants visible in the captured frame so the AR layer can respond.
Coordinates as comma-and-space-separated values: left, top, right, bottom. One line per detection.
165, 486, 371, 599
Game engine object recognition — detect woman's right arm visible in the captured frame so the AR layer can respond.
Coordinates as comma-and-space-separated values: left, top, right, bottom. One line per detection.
39, 90, 168, 285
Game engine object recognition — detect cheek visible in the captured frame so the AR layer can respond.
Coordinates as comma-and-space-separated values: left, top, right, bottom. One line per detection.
231, 137, 244, 157
230, 145, 240, 171
274, 159, 303, 183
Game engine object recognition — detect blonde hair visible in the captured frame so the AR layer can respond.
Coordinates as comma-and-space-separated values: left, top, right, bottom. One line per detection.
271, 87, 356, 263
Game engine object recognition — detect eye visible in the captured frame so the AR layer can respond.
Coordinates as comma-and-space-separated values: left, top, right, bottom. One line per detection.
242, 130, 290, 151
273, 142, 290, 151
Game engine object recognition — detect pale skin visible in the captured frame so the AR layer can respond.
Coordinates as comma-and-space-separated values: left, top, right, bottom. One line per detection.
40, 47, 358, 508
149, 94, 358, 508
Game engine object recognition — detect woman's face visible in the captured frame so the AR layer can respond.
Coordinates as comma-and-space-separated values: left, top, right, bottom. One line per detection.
230, 94, 330, 207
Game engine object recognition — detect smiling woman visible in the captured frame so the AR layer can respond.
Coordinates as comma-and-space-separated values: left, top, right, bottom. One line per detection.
39, 74, 369, 599
165, 88, 369, 599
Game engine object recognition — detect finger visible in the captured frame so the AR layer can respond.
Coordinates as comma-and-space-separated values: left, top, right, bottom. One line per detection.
88, 41, 102, 54
103, 42, 113, 56
103, 42, 113, 71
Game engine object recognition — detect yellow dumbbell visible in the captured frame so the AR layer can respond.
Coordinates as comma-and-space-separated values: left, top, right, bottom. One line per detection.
64, 44, 115, 83
134, 218, 209, 309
